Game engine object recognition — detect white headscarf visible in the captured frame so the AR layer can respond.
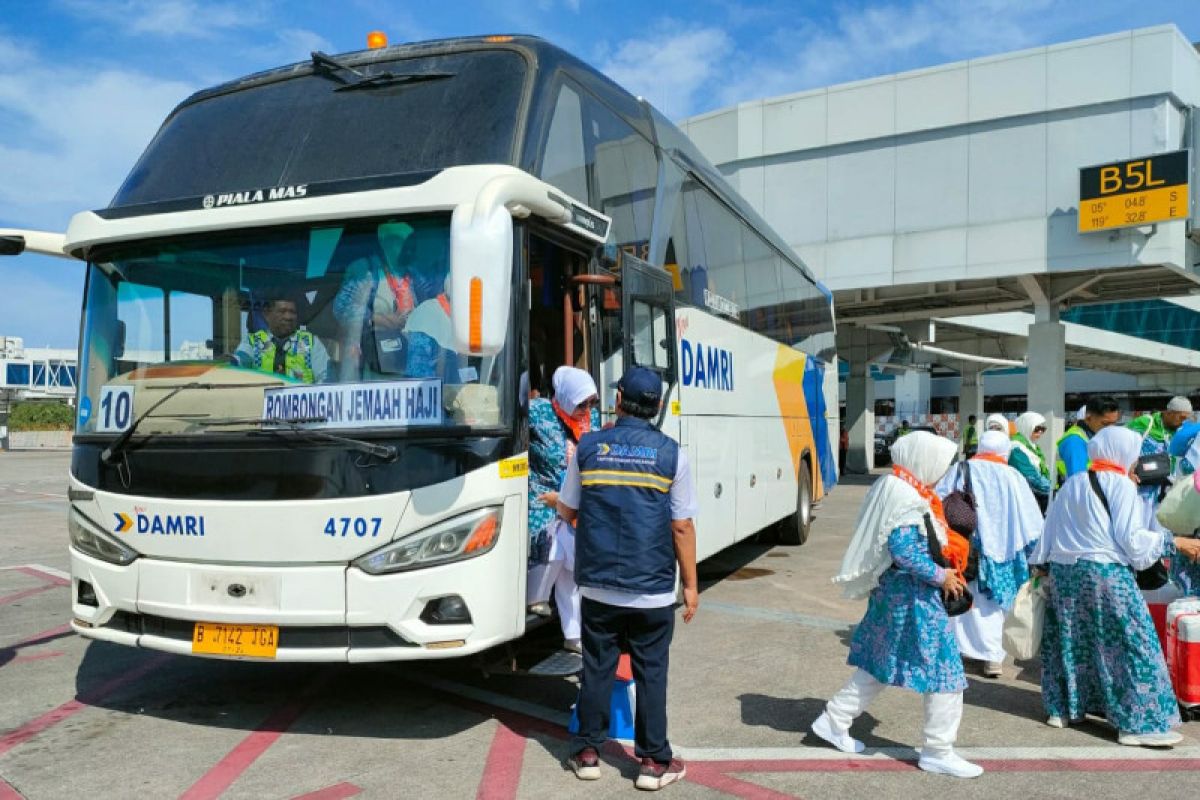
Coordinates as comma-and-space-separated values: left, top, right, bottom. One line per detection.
551, 366, 597, 415
833, 431, 958, 598
985, 414, 1009, 434
1088, 424, 1141, 469
1015, 412, 1046, 444
976, 430, 1011, 459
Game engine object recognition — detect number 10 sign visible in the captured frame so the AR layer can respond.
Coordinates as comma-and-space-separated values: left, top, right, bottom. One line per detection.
97, 385, 134, 433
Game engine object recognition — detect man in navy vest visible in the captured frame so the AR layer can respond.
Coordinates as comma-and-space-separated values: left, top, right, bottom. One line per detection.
558, 366, 699, 792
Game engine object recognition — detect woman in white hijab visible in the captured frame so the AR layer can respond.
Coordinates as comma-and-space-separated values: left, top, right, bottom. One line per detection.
1010, 411, 1052, 509
984, 414, 1010, 434
526, 366, 599, 652
936, 431, 1042, 677
812, 432, 983, 779
1031, 426, 1183, 746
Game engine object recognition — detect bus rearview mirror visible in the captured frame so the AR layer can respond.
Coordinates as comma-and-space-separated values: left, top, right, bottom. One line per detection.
449, 204, 512, 356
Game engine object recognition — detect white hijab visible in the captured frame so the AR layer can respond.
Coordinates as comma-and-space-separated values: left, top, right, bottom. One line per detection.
833, 431, 958, 598
977, 430, 1011, 459
1089, 423, 1141, 468
1015, 412, 1045, 444
551, 366, 597, 415
937, 430, 1042, 563
985, 414, 1009, 434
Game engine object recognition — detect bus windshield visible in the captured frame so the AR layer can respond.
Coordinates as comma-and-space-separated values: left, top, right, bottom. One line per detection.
77, 214, 512, 437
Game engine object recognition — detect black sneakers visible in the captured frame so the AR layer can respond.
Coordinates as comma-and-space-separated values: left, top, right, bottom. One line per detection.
635, 757, 686, 791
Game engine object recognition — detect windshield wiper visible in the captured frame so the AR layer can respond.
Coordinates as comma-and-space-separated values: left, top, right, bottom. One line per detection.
310, 50, 454, 92
200, 416, 398, 461
101, 382, 265, 465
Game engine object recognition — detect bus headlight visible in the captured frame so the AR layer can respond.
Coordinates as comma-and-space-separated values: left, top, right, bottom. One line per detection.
353, 506, 503, 575
69, 511, 139, 566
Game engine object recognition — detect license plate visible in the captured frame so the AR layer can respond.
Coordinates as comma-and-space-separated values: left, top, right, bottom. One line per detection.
192, 622, 278, 658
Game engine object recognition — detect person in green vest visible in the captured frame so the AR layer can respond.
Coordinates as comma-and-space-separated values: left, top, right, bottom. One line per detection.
1056, 395, 1121, 486
962, 415, 978, 457
1127, 396, 1194, 528
234, 295, 330, 384
1011, 411, 1051, 512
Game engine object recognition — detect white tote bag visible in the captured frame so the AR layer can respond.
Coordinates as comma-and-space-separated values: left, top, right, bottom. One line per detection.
1002, 577, 1046, 660
1157, 471, 1200, 535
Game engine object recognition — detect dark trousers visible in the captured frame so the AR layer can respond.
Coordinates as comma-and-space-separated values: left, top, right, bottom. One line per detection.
570, 597, 675, 763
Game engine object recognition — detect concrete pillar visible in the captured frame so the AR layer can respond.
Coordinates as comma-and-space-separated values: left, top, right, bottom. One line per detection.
959, 368, 984, 451
845, 359, 875, 474
1027, 305, 1066, 476
894, 369, 931, 423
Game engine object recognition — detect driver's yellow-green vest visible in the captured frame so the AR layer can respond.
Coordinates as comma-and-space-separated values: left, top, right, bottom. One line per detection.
248, 330, 316, 383
1055, 424, 1088, 483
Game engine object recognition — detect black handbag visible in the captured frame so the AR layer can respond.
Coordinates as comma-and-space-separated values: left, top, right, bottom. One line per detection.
943, 461, 978, 537
923, 513, 973, 617
1087, 471, 1169, 590
1134, 453, 1172, 487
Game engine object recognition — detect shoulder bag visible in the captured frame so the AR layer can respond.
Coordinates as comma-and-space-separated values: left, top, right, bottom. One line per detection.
922, 513, 973, 616
942, 461, 980, 582
1087, 471, 1169, 590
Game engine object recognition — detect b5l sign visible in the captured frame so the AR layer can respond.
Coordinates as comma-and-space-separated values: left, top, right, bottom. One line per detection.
1078, 150, 1189, 233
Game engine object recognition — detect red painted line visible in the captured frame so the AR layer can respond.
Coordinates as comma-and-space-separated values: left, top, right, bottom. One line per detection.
179, 675, 328, 800
0, 654, 169, 757
0, 777, 23, 799
475, 722, 528, 800
9, 651, 64, 666
9, 623, 72, 646
0, 585, 56, 607
14, 567, 69, 587
687, 765, 800, 800
289, 782, 362, 800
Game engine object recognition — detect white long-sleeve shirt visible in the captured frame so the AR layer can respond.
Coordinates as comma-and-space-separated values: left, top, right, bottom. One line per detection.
1031, 470, 1166, 570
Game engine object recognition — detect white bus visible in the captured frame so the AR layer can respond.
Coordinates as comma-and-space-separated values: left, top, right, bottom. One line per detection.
1, 35, 837, 662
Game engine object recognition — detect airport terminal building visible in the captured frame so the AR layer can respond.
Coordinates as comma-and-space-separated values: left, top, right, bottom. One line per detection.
682, 24, 1200, 470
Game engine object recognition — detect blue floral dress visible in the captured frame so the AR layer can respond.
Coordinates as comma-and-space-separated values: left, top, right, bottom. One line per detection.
527, 398, 598, 562
974, 538, 1034, 610
1040, 560, 1180, 733
848, 525, 967, 694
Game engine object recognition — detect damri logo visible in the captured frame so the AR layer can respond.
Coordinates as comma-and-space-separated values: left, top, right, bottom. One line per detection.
680, 338, 734, 392
114, 512, 207, 536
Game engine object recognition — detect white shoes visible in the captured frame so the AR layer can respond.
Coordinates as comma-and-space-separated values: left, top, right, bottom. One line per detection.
918, 752, 984, 778
982, 661, 1003, 678
810, 712, 865, 754
1045, 715, 1066, 728
1118, 730, 1183, 748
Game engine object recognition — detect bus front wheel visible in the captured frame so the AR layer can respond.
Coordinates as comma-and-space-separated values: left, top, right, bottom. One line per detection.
776, 462, 813, 546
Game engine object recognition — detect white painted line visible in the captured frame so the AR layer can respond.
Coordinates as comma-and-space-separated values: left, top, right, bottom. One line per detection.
403, 674, 1200, 764
675, 744, 1200, 762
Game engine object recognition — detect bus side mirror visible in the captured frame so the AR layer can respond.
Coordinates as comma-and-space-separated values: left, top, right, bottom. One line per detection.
0, 235, 25, 256
449, 204, 512, 356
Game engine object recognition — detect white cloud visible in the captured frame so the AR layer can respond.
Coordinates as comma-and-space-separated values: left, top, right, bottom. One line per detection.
599, 24, 734, 120
0, 38, 196, 230
263, 27, 334, 62
601, 0, 1058, 120
59, 0, 266, 38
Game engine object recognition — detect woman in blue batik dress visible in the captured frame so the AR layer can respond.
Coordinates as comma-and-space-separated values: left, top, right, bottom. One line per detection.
813, 432, 983, 779
1031, 425, 1200, 747
936, 431, 1042, 678
526, 366, 599, 652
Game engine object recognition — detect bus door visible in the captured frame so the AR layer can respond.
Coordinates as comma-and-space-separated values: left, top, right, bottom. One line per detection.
610, 252, 678, 434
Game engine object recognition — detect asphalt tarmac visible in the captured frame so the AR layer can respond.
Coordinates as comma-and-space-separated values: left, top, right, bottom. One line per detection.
1, 451, 1198, 799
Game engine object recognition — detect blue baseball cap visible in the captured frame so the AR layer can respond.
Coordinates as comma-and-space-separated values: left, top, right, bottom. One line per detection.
617, 366, 662, 410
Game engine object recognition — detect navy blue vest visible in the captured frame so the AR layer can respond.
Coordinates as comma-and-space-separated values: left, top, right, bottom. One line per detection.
575, 416, 679, 594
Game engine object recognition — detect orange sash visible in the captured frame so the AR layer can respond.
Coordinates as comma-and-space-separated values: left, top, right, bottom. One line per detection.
552, 399, 592, 454
971, 453, 1008, 466
892, 464, 970, 575
1089, 460, 1129, 478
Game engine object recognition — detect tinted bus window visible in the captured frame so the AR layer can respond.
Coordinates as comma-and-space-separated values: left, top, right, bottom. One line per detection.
540, 83, 589, 202
113, 50, 528, 207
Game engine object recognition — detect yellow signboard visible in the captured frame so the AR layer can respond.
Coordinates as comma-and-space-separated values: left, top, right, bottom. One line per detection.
498, 454, 529, 479
1078, 150, 1190, 233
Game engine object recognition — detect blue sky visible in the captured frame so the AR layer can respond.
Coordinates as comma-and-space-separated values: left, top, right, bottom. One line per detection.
1, 0, 1196, 348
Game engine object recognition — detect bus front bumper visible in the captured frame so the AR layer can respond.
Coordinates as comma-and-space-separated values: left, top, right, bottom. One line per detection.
68, 545, 523, 662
